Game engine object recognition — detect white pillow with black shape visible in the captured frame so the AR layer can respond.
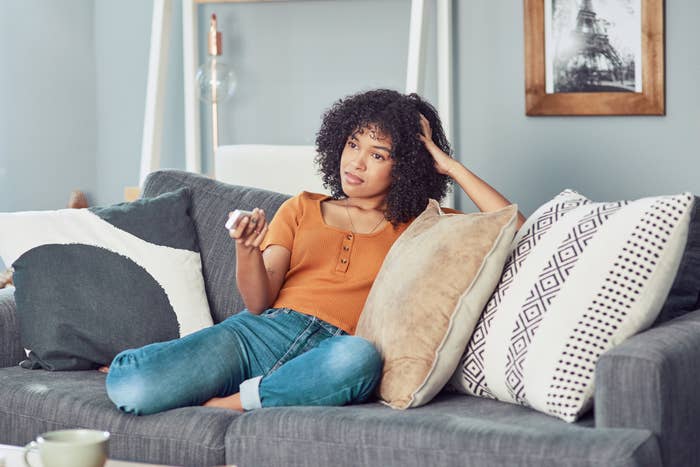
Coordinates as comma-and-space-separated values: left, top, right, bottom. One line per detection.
0, 188, 213, 370
448, 189, 694, 422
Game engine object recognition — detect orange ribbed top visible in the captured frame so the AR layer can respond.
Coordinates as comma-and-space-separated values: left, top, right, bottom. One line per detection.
259, 192, 412, 334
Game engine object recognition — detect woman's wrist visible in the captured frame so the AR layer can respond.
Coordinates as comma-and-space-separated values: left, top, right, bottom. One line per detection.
236, 242, 262, 256
445, 159, 461, 178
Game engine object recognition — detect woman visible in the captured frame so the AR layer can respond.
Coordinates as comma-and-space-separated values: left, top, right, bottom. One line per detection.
105, 89, 526, 414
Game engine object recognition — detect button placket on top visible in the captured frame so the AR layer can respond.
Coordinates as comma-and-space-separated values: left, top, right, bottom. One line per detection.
336, 233, 354, 272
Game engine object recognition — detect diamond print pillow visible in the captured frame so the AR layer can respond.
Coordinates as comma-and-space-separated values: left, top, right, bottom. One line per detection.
448, 190, 695, 422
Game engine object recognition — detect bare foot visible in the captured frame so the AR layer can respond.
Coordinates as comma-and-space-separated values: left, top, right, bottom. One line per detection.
203, 393, 244, 412
98, 366, 109, 374
68, 190, 89, 209
0, 269, 12, 289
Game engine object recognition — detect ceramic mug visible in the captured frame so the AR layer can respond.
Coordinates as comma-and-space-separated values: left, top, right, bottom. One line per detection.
23, 429, 110, 467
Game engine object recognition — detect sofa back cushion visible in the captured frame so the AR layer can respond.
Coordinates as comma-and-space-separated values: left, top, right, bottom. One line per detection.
142, 170, 290, 323
653, 195, 700, 324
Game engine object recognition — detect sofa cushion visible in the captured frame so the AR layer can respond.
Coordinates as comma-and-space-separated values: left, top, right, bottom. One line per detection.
0, 287, 22, 368
356, 201, 517, 409
654, 195, 700, 324
449, 190, 694, 422
0, 188, 213, 370
595, 308, 700, 467
0, 366, 239, 467
141, 170, 291, 323
224, 393, 660, 467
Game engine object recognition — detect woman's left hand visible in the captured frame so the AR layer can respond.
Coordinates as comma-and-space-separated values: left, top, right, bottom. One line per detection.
418, 114, 457, 176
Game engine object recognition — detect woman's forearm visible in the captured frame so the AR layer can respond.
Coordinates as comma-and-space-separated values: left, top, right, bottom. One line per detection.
235, 246, 272, 314
447, 160, 527, 230
417, 119, 526, 230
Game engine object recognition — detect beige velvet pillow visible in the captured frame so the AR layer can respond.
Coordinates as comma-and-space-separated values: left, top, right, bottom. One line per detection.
356, 200, 517, 409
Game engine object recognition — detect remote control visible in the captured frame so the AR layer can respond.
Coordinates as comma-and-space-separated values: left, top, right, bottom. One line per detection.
225, 209, 254, 230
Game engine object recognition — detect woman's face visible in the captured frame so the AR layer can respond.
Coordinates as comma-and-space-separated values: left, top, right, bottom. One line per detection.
339, 125, 394, 201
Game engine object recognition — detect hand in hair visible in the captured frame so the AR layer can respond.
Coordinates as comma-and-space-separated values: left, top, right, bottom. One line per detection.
418, 114, 458, 177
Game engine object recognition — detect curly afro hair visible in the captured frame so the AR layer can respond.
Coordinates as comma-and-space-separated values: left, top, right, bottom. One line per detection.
315, 89, 453, 226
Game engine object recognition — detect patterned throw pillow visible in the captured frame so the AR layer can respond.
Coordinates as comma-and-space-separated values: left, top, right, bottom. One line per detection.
0, 188, 213, 370
356, 201, 518, 409
448, 190, 695, 422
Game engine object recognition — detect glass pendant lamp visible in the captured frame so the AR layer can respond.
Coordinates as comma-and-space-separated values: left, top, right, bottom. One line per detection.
196, 13, 237, 161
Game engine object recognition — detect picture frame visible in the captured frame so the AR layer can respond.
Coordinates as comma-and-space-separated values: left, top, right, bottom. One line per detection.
524, 0, 665, 116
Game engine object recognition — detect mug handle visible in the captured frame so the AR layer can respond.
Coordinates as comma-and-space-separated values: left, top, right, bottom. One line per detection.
23, 441, 39, 467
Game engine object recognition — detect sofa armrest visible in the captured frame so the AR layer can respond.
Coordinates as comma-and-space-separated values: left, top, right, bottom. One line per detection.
0, 287, 23, 368
595, 308, 700, 467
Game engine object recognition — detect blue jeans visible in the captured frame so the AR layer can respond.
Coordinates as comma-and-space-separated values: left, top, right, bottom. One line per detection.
105, 308, 383, 415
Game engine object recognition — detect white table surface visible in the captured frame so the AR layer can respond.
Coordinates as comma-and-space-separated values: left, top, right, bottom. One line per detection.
0, 444, 237, 467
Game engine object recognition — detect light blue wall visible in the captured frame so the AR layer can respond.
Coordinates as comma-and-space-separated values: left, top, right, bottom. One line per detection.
92, 0, 185, 206
93, 0, 152, 206
89, 0, 435, 201
1, 0, 698, 215
454, 0, 700, 214
194, 0, 437, 174
0, 0, 96, 211
102, 0, 699, 214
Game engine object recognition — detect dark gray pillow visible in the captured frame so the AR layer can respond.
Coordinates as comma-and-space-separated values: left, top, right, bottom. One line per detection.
654, 195, 700, 325
0, 188, 213, 370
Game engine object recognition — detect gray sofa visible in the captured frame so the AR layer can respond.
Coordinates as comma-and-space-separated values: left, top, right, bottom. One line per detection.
0, 169, 698, 467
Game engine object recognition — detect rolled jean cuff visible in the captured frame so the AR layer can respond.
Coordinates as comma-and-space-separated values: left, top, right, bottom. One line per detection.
239, 375, 263, 411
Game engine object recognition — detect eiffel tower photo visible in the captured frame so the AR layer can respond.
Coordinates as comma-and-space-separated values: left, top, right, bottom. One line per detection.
552, 0, 638, 93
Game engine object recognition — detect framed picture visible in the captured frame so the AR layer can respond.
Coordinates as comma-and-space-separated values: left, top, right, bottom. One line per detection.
524, 0, 665, 116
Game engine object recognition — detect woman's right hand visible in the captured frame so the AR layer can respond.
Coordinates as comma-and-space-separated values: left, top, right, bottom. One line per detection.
228, 208, 268, 250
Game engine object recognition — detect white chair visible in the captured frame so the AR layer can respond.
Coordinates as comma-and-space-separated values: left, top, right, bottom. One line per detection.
215, 144, 328, 196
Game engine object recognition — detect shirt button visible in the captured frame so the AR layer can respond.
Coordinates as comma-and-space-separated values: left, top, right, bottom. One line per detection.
341, 259, 348, 264
347, 234, 353, 240
343, 246, 350, 251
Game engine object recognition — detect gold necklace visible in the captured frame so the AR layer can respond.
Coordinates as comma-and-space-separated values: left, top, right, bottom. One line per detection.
345, 198, 386, 234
